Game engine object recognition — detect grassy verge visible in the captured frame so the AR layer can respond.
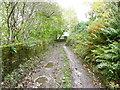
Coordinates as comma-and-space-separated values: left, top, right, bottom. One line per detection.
61, 48, 72, 88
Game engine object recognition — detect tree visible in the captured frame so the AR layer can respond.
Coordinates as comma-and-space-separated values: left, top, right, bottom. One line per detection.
62, 8, 79, 32
1, 1, 65, 45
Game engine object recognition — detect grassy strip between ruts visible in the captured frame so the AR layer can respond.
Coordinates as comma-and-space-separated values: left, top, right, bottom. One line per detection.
61, 48, 72, 88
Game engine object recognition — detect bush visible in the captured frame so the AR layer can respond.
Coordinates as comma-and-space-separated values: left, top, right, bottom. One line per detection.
67, 20, 120, 88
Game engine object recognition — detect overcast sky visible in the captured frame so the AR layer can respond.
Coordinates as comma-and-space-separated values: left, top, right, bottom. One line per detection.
55, 0, 93, 21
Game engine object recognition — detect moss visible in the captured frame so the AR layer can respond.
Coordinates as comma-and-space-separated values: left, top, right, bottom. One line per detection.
2, 41, 48, 77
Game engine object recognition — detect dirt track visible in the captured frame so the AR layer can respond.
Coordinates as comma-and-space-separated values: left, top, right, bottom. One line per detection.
19, 42, 99, 88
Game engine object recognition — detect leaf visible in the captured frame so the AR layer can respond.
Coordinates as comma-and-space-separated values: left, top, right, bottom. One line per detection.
10, 46, 17, 53
97, 61, 111, 69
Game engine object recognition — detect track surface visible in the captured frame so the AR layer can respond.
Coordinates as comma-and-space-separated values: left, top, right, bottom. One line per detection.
19, 42, 99, 88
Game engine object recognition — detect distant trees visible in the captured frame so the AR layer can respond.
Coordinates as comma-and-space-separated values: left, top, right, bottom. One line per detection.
62, 8, 78, 32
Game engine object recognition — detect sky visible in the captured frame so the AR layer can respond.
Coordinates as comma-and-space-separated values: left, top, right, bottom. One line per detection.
55, 0, 94, 21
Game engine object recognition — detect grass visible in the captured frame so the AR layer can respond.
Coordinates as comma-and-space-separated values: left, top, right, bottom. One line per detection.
61, 48, 72, 88
60, 47, 66, 54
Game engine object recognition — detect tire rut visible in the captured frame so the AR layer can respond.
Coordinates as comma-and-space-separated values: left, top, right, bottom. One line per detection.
63, 46, 97, 88
18, 42, 99, 88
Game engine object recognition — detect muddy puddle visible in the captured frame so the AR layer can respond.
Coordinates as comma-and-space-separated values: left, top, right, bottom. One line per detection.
35, 77, 48, 83
34, 76, 49, 88
45, 62, 54, 68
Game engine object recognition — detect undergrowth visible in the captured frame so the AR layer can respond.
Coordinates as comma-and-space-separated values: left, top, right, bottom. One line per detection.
66, 19, 120, 88
2, 56, 40, 88
2, 43, 54, 88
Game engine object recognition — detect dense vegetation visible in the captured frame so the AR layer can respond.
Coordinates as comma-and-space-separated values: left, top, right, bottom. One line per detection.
67, 2, 120, 88
1, 1, 66, 88
1, 0, 120, 88
0, 2, 65, 45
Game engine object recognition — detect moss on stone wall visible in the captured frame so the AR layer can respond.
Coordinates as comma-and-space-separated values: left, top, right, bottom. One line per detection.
2, 41, 47, 77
